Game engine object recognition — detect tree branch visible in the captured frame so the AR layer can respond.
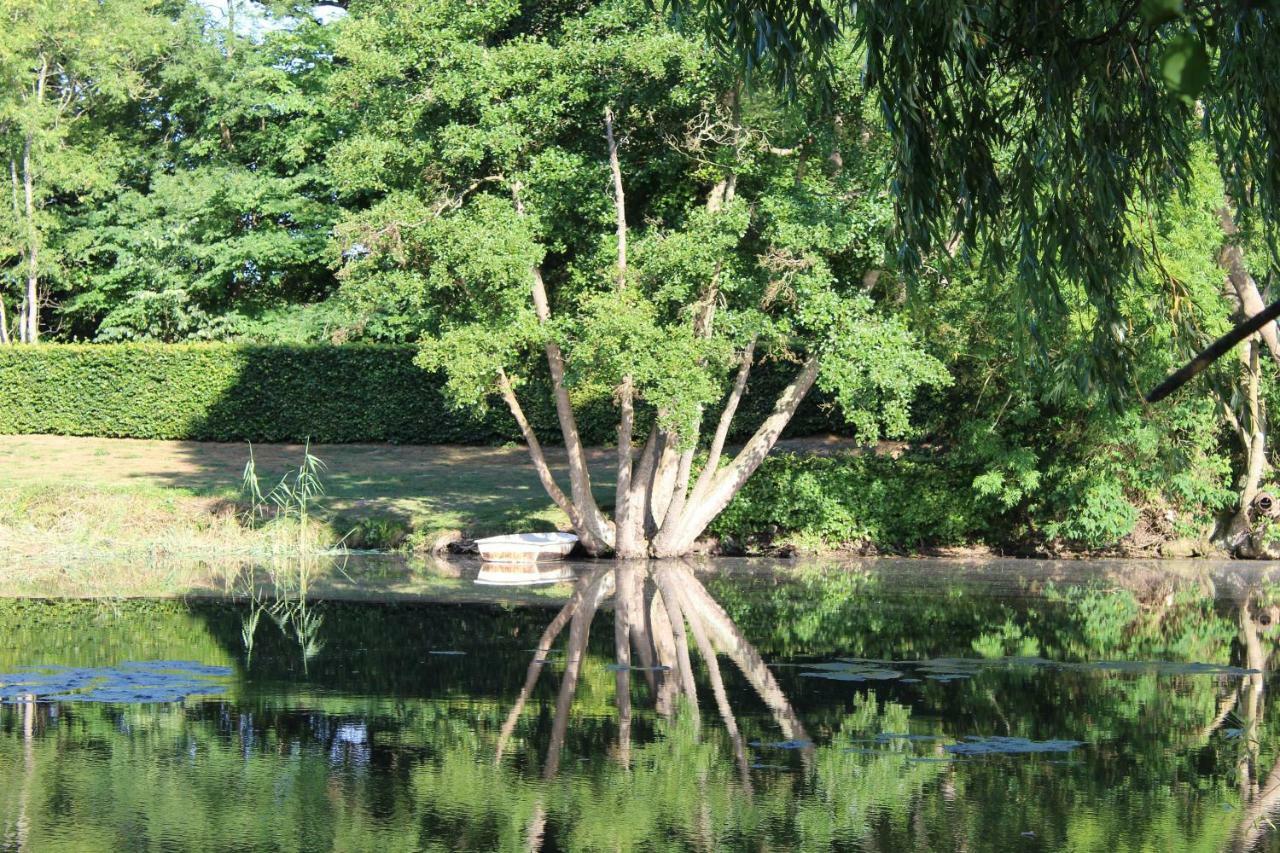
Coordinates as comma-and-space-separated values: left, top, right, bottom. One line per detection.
497, 369, 579, 524
662, 354, 821, 554
512, 183, 614, 552
688, 338, 756, 509
605, 107, 627, 290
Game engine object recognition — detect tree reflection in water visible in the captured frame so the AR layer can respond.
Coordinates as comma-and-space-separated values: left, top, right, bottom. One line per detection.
483, 560, 1280, 853
496, 560, 816, 850
8, 560, 1280, 850
1230, 584, 1280, 852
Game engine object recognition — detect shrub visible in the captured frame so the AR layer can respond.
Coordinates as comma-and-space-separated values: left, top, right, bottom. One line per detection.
712, 451, 990, 551
0, 343, 849, 444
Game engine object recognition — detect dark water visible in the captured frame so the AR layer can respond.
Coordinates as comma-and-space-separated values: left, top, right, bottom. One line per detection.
2, 557, 1279, 852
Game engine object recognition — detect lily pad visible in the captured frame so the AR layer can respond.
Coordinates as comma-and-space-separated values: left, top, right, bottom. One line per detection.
943, 736, 1084, 756
749, 739, 813, 750
0, 661, 231, 704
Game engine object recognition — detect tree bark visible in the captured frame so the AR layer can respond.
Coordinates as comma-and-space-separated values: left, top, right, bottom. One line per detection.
3, 159, 20, 345
1232, 338, 1267, 541
605, 107, 627, 289
511, 180, 613, 552
687, 338, 756, 509
615, 378, 645, 556
604, 107, 645, 557
655, 354, 821, 556
1220, 204, 1280, 367
646, 431, 679, 532
21, 58, 47, 345
497, 369, 587, 533
530, 263, 613, 551
497, 98, 828, 558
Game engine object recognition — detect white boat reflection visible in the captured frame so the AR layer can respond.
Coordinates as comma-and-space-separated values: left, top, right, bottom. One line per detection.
474, 563, 577, 587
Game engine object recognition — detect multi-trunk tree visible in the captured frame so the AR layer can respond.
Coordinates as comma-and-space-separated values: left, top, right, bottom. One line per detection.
330, 0, 948, 556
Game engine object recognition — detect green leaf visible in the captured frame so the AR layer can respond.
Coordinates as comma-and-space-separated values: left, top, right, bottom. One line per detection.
1159, 31, 1210, 100
1140, 0, 1184, 27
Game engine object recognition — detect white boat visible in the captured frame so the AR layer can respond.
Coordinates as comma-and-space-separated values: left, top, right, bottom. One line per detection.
474, 531, 579, 563
475, 564, 577, 586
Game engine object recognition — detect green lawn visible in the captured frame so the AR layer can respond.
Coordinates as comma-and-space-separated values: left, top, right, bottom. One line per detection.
0, 433, 854, 573
0, 435, 624, 541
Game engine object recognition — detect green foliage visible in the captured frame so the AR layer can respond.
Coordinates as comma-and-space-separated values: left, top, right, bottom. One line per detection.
711, 452, 988, 550
0, 342, 851, 445
667, 0, 1280, 391
0, 343, 504, 443
0, 0, 344, 340
0, 0, 1266, 553
716, 414, 1235, 550
329, 0, 947, 464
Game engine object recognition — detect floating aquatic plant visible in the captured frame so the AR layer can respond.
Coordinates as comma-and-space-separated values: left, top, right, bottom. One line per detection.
0, 660, 231, 704
749, 739, 814, 750
943, 736, 1084, 756
799, 661, 903, 681
794, 655, 1260, 685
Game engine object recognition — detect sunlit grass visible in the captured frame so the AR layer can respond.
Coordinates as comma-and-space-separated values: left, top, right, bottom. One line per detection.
0, 436, 605, 561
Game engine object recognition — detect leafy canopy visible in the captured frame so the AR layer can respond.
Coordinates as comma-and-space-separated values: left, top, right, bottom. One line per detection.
664, 0, 1280, 397
331, 0, 948, 444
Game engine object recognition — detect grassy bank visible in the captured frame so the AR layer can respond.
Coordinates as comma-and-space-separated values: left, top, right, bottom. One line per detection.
0, 434, 1221, 574
0, 435, 611, 560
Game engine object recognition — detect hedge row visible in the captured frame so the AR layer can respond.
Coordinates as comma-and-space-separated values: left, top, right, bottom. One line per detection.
0, 343, 845, 444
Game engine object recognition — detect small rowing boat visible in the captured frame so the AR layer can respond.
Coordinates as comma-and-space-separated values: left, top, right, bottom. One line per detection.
474, 531, 579, 563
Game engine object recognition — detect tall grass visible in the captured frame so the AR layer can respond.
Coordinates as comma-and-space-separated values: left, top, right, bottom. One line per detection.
241, 439, 330, 561
234, 442, 334, 672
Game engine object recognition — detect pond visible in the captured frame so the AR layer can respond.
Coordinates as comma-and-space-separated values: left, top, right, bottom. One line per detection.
1, 556, 1279, 851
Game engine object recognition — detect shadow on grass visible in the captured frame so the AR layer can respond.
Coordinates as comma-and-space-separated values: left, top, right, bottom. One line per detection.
106, 346, 844, 542
136, 441, 616, 541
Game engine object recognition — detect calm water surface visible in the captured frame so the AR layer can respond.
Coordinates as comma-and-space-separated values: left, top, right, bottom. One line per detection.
1, 557, 1278, 852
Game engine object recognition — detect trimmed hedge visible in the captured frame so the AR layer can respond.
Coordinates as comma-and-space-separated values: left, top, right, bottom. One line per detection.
0, 343, 847, 444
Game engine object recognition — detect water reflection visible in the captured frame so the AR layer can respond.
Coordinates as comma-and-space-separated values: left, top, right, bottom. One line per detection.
1229, 584, 1279, 852
4, 559, 1280, 850
500, 561, 814, 851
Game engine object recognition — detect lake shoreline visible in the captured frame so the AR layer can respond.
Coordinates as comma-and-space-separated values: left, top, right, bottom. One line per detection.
0, 433, 1236, 570
0, 550, 1265, 602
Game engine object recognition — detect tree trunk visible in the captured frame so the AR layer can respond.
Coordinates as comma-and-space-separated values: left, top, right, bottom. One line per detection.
1231, 338, 1267, 541
1220, 204, 1280, 367
21, 58, 47, 345
503, 106, 826, 558
511, 181, 613, 554
604, 107, 646, 558
497, 369, 597, 544
4, 159, 20, 345
653, 355, 821, 556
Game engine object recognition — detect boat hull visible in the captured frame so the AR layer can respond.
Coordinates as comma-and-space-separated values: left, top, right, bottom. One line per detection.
475, 532, 579, 563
